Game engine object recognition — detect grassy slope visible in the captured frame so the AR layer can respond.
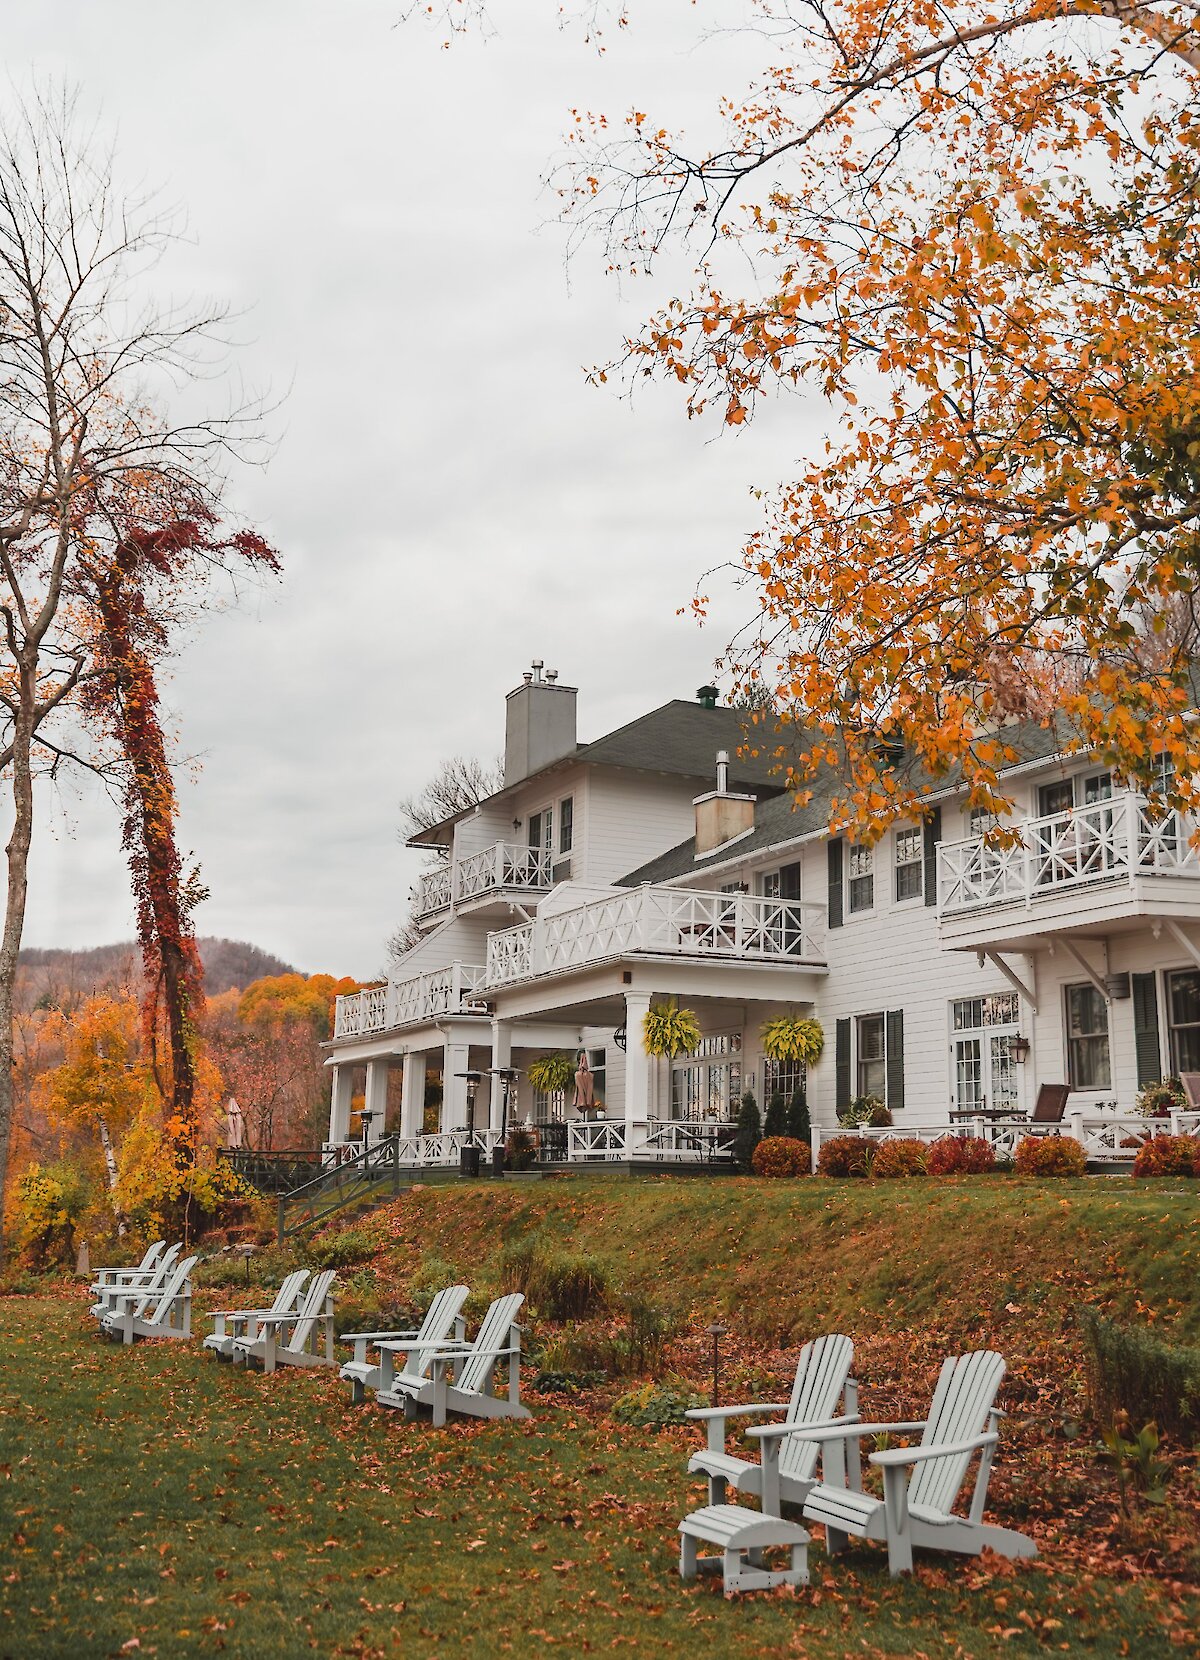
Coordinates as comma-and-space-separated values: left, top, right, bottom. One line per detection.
1, 1176, 1197, 1658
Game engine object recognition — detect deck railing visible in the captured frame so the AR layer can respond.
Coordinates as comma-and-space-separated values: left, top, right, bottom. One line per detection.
937, 794, 1200, 915
485, 884, 826, 988
458, 841, 554, 902
333, 962, 486, 1039
415, 862, 452, 918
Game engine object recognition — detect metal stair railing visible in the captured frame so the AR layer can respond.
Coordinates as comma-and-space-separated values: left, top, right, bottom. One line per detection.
275, 1137, 405, 1243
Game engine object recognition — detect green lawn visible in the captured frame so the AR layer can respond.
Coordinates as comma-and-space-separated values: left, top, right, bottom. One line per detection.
0, 1286, 1193, 1659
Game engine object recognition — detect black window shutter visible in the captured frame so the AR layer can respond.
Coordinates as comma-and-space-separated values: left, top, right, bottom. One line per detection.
835, 1017, 851, 1110
827, 838, 844, 929
923, 806, 942, 908
780, 861, 802, 901
1132, 973, 1162, 1089
886, 1009, 905, 1111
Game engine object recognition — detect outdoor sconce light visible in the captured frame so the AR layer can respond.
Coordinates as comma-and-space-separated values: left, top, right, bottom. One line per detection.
1011, 1035, 1031, 1064
512, 817, 522, 832
613, 1025, 627, 1052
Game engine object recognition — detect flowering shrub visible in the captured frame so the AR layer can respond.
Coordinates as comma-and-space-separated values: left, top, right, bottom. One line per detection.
817, 1134, 874, 1178
751, 1135, 811, 1177
1014, 1134, 1087, 1177
925, 1135, 997, 1176
1132, 1134, 1200, 1179
870, 1138, 928, 1178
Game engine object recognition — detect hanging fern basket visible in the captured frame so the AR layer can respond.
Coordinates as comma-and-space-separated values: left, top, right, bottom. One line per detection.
527, 1052, 575, 1095
760, 1015, 825, 1065
642, 1000, 703, 1059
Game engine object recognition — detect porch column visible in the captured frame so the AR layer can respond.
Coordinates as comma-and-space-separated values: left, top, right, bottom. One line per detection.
441, 1036, 472, 1132
328, 1064, 354, 1145
363, 1058, 389, 1144
623, 991, 654, 1141
399, 1052, 427, 1138
489, 1018, 513, 1133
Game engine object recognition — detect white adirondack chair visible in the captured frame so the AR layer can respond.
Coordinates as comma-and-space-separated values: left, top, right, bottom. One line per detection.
100, 1255, 198, 1346
89, 1243, 181, 1319
203, 1270, 311, 1362
339, 1283, 470, 1404
231, 1269, 337, 1375
376, 1291, 528, 1427
90, 1239, 166, 1290
686, 1333, 858, 1511
753, 1350, 1037, 1576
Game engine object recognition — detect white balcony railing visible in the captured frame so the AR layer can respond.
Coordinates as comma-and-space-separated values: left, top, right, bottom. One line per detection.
333, 962, 486, 1039
937, 794, 1200, 915
485, 884, 827, 988
415, 862, 452, 918
458, 841, 554, 902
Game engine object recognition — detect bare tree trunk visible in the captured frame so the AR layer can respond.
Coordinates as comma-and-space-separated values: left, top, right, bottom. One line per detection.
96, 1114, 127, 1238
0, 676, 36, 1256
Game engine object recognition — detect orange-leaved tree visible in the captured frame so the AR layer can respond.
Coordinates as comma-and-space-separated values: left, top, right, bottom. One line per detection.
415, 3, 1200, 835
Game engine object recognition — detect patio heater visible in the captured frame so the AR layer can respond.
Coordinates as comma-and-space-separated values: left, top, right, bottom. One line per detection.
455, 1070, 484, 1177
486, 1066, 521, 1175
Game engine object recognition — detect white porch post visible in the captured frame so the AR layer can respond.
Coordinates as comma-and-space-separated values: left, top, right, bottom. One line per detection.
622, 991, 653, 1143
328, 1065, 354, 1145
400, 1052, 427, 1138
489, 1018, 512, 1133
441, 1035, 472, 1132
363, 1059, 389, 1144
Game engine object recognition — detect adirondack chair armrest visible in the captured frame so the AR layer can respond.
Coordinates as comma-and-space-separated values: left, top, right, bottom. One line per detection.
870, 1432, 997, 1469
747, 1412, 871, 1445
104, 1288, 147, 1310
247, 1311, 299, 1330
209, 1306, 276, 1320
341, 1328, 420, 1344
685, 1402, 792, 1421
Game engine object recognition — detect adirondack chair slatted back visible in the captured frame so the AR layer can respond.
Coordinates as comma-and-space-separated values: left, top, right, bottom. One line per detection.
271, 1270, 309, 1314
122, 1244, 183, 1317
149, 1256, 198, 1323
908, 1350, 1005, 1516
130, 1240, 165, 1275
404, 1284, 470, 1383
780, 1333, 855, 1483
286, 1270, 336, 1352
1031, 1084, 1070, 1124
456, 1293, 525, 1397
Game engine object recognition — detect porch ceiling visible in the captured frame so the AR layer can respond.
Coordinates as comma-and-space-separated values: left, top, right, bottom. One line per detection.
487, 952, 824, 1025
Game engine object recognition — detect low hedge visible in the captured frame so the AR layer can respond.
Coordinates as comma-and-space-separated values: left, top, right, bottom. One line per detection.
1132, 1133, 1200, 1178
870, 1138, 928, 1179
925, 1134, 996, 1175
816, 1134, 874, 1178
751, 1136, 811, 1177
1014, 1134, 1087, 1177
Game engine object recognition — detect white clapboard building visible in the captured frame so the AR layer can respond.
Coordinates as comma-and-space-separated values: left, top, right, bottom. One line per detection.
326, 662, 1200, 1167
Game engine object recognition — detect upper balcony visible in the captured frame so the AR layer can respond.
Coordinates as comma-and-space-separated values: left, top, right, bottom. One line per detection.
414, 841, 554, 926
485, 884, 827, 989
936, 793, 1200, 951
333, 961, 487, 1042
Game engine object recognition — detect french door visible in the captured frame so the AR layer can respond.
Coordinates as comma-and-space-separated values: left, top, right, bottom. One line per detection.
951, 994, 1023, 1115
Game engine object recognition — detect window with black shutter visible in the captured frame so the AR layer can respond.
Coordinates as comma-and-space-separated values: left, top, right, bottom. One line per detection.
1132, 973, 1161, 1090
827, 838, 844, 928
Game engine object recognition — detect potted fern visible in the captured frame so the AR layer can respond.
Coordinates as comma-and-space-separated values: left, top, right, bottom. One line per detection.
527, 1052, 575, 1095
760, 1014, 825, 1066
642, 1000, 702, 1059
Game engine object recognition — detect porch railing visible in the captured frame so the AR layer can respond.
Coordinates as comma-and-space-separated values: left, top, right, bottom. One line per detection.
937, 794, 1200, 915
415, 861, 452, 918
333, 962, 487, 1040
485, 884, 827, 988
810, 1108, 1200, 1170
458, 841, 554, 902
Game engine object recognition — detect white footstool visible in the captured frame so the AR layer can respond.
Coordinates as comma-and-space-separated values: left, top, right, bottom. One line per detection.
679, 1503, 810, 1595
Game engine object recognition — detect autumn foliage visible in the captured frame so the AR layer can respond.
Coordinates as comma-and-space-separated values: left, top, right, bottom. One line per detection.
870, 1137, 929, 1179
1131, 1133, 1200, 1178
816, 1133, 874, 1178
750, 1135, 810, 1177
1014, 1134, 1088, 1178
925, 1135, 998, 1176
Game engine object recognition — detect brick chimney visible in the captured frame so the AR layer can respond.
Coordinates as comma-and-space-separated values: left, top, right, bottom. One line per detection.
693, 751, 756, 854
504, 661, 578, 786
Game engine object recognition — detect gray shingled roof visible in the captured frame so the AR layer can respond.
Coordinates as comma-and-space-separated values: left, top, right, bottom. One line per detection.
574, 700, 788, 791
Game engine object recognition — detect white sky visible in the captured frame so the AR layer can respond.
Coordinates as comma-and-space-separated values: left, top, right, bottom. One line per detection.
11, 2, 826, 978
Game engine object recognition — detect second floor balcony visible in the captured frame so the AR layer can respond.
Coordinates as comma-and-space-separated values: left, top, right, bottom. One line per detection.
937, 793, 1200, 948
334, 961, 487, 1041
485, 883, 827, 989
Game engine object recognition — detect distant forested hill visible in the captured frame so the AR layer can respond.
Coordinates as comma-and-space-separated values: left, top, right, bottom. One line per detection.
18, 937, 296, 1000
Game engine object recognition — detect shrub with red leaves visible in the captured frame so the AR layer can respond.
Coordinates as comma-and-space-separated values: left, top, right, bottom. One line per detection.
816, 1133, 874, 1177
1014, 1134, 1087, 1177
925, 1134, 997, 1175
870, 1138, 928, 1178
1132, 1133, 1200, 1178
751, 1136, 811, 1177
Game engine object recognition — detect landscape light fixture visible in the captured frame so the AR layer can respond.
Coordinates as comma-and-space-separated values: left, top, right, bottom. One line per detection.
707, 1321, 728, 1407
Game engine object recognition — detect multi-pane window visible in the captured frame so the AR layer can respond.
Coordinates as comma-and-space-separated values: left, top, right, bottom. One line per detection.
856, 1013, 886, 1099
527, 808, 553, 854
848, 844, 874, 914
968, 806, 1000, 838
763, 1057, 806, 1103
952, 993, 1019, 1031
1066, 983, 1111, 1089
670, 1033, 742, 1120
1167, 970, 1200, 1074
894, 827, 923, 902
758, 869, 781, 899
559, 797, 574, 854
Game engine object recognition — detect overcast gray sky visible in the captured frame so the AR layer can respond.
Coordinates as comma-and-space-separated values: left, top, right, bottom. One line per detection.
11, 2, 825, 978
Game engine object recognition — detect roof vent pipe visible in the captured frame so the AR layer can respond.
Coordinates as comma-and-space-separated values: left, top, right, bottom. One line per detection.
545, 668, 558, 683
531, 659, 544, 683
716, 750, 730, 794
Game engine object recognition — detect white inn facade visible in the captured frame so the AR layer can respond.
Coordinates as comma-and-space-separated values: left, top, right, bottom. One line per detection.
325, 663, 1200, 1167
